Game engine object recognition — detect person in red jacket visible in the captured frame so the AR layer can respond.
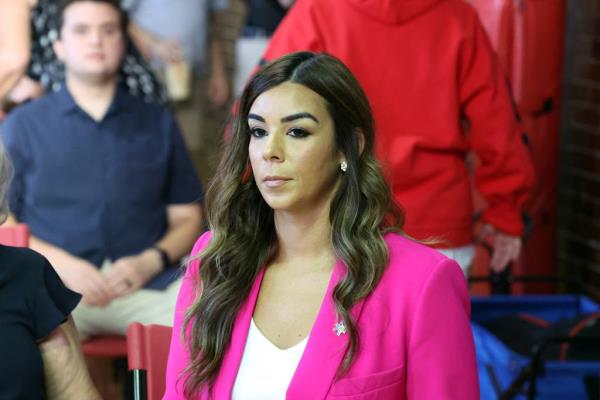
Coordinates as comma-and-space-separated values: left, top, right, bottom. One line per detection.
261, 0, 534, 273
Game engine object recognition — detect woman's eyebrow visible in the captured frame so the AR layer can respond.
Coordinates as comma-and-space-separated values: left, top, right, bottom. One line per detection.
248, 113, 265, 122
281, 112, 319, 123
248, 112, 319, 123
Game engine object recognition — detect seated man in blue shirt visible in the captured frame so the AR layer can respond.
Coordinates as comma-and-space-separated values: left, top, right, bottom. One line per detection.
1, 0, 203, 338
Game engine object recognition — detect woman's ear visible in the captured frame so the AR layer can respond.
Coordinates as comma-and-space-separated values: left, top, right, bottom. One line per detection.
338, 128, 366, 164
356, 128, 366, 156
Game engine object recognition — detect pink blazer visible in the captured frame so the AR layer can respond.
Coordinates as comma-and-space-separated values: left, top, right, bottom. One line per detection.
164, 232, 479, 399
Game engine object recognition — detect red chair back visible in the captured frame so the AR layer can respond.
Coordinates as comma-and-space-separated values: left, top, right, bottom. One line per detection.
0, 223, 29, 247
82, 335, 128, 358
127, 322, 173, 400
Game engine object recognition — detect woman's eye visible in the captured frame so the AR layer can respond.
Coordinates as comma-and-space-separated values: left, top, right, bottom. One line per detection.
288, 128, 309, 138
249, 127, 267, 138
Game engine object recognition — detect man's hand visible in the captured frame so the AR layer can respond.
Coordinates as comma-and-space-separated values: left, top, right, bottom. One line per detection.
57, 256, 113, 307
104, 249, 162, 298
153, 38, 183, 64
479, 224, 522, 273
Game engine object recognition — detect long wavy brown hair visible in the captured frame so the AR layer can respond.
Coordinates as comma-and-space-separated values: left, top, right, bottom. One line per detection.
182, 52, 404, 397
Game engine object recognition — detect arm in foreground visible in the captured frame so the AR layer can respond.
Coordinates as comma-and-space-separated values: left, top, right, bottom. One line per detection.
0, 0, 30, 101
39, 317, 101, 400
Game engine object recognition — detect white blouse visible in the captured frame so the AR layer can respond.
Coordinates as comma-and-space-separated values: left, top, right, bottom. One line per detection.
231, 319, 308, 400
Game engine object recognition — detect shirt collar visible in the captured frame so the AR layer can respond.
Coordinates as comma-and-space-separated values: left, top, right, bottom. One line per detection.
56, 84, 79, 114
56, 83, 130, 118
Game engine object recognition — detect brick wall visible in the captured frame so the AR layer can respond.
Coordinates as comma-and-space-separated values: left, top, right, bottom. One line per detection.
558, 0, 600, 299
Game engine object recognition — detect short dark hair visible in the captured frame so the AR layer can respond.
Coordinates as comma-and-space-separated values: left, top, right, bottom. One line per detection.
56, 0, 128, 36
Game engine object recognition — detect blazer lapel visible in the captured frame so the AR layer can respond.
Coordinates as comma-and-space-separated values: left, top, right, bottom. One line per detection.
286, 260, 367, 400
210, 268, 266, 399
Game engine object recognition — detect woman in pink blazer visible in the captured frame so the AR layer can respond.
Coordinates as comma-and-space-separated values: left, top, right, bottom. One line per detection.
164, 52, 479, 399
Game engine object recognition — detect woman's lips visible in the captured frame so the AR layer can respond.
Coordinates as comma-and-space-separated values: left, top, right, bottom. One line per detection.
263, 176, 291, 188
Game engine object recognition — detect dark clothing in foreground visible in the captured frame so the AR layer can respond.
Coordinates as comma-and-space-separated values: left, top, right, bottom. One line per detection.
0, 245, 80, 400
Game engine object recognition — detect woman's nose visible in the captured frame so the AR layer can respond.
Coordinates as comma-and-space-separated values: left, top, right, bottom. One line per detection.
262, 132, 284, 162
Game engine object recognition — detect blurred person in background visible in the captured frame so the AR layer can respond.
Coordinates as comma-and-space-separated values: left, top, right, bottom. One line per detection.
0, 0, 166, 121
261, 0, 534, 275
124, 0, 231, 186
233, 0, 294, 96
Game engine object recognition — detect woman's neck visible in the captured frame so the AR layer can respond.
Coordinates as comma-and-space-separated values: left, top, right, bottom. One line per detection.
273, 202, 334, 265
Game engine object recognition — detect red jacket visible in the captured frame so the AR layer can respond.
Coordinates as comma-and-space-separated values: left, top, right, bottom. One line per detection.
263, 0, 534, 247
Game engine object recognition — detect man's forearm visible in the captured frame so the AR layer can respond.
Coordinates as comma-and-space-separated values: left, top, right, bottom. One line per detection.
209, 8, 227, 77
30, 235, 76, 267
210, 36, 226, 78
102, 204, 202, 291
5, 214, 79, 281
128, 22, 156, 60
154, 204, 203, 265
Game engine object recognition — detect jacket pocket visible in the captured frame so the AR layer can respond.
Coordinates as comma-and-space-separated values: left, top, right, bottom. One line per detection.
327, 365, 405, 399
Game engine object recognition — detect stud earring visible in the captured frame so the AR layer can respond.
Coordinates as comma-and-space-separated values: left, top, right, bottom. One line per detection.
340, 160, 348, 172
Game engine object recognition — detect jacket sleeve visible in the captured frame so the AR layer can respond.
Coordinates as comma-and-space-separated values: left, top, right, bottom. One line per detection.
406, 258, 479, 399
263, 0, 324, 61
459, 8, 534, 236
163, 232, 212, 399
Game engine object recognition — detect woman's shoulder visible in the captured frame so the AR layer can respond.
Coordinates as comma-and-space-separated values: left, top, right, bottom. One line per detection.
0, 245, 53, 286
183, 231, 214, 277
190, 230, 213, 256
382, 233, 463, 285
384, 233, 448, 263
0, 245, 81, 339
0, 245, 49, 269
372, 233, 468, 313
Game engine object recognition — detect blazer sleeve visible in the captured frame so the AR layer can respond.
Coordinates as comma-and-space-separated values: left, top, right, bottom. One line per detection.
163, 232, 212, 399
459, 7, 534, 236
406, 258, 479, 399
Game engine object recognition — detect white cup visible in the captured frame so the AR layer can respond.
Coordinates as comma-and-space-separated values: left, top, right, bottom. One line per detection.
165, 60, 191, 102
